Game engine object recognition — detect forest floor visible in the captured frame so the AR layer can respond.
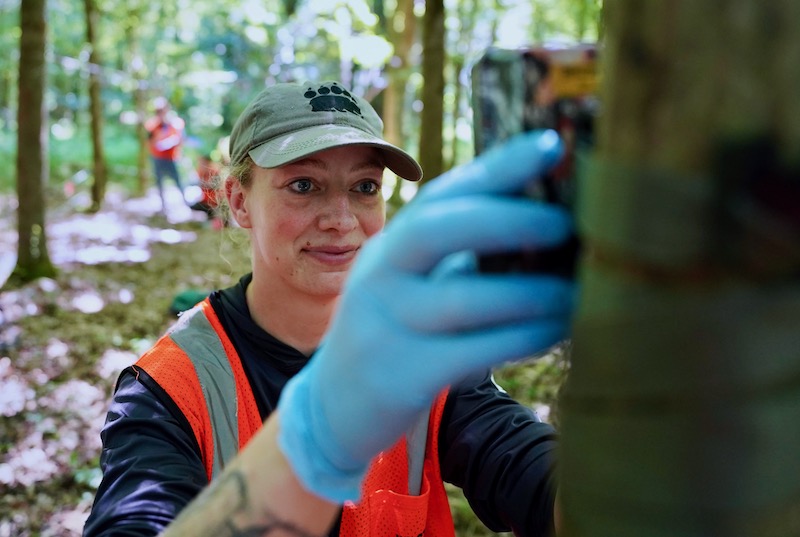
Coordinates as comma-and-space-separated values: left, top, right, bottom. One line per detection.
0, 185, 567, 536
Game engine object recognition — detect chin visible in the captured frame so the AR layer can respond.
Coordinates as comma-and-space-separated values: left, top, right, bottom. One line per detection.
304, 276, 346, 298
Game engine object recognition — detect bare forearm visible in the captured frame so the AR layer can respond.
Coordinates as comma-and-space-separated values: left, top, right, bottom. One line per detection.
161, 413, 339, 537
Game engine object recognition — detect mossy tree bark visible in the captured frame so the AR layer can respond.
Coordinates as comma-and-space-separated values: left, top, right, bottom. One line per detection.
382, 0, 417, 216
560, 2, 800, 536
126, 3, 151, 197
84, 0, 108, 212
11, 0, 55, 286
417, 0, 445, 184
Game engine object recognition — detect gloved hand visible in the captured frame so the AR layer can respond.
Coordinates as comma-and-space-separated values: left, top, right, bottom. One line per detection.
278, 129, 576, 502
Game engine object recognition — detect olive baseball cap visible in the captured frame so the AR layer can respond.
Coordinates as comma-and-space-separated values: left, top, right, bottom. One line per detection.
228, 81, 423, 181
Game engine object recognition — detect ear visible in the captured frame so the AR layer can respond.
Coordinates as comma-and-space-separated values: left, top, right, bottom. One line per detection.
226, 176, 252, 229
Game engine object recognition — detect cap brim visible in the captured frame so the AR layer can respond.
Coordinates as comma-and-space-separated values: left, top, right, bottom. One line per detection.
248, 124, 423, 181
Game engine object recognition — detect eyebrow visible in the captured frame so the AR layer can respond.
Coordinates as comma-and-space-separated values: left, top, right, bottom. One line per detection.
291, 153, 385, 173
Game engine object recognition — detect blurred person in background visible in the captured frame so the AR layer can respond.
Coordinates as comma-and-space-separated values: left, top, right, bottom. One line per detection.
145, 97, 186, 215
188, 153, 226, 228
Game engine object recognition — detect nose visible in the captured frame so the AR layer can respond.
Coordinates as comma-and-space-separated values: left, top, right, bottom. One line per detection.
318, 192, 358, 233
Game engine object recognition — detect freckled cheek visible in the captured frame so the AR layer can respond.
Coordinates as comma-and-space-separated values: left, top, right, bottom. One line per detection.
363, 220, 384, 238
257, 218, 305, 262
359, 206, 386, 237
272, 214, 312, 245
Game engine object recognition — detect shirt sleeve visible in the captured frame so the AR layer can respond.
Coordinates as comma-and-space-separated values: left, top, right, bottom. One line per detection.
438, 369, 558, 537
83, 369, 208, 537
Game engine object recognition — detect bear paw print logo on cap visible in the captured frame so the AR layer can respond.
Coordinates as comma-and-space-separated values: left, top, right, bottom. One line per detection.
304, 84, 363, 116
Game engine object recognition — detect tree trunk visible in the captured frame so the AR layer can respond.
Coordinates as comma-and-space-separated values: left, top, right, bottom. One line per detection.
135, 86, 149, 196
0, 6, 12, 133
123, 2, 150, 196
568, 0, 603, 41
560, 2, 800, 536
11, 0, 55, 286
84, 0, 108, 212
417, 0, 445, 184
444, 0, 479, 171
384, 0, 417, 215
382, 0, 415, 148
445, 56, 463, 171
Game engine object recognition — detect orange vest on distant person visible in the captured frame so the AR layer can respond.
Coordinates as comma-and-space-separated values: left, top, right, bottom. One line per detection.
135, 298, 455, 537
145, 116, 184, 160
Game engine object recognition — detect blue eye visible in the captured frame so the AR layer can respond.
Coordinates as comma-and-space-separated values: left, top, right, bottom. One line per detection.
291, 179, 313, 193
357, 181, 380, 194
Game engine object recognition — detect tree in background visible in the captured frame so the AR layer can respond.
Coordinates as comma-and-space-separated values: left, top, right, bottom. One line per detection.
560, 1, 800, 535
379, 0, 415, 148
120, 0, 151, 196
566, 0, 603, 41
381, 0, 417, 213
10, 0, 55, 286
84, 0, 108, 212
417, 0, 445, 183
0, 5, 15, 132
444, 0, 480, 172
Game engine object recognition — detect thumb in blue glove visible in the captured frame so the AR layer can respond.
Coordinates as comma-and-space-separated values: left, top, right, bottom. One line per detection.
278, 129, 576, 502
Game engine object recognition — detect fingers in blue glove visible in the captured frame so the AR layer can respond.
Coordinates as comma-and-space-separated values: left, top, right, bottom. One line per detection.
382, 275, 575, 332
380, 196, 573, 274
415, 129, 563, 203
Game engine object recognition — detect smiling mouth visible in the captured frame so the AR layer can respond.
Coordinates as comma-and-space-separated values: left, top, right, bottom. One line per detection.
303, 246, 359, 265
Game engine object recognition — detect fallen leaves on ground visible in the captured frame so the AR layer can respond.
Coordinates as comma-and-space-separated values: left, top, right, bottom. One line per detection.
0, 187, 250, 536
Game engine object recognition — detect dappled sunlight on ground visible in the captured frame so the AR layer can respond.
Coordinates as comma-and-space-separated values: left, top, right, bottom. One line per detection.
47, 188, 199, 267
1, 187, 204, 326
0, 185, 228, 535
1, 186, 202, 286
0, 376, 106, 487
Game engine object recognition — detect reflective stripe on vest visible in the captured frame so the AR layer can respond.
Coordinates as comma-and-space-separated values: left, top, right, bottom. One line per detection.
169, 305, 238, 478
136, 299, 263, 481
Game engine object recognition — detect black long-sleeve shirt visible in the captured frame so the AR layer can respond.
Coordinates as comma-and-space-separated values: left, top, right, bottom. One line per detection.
84, 274, 558, 536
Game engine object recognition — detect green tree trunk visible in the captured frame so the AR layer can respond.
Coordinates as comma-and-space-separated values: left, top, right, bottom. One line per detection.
122, 1, 150, 197
0, 5, 14, 132
11, 0, 55, 286
384, 0, 417, 215
567, 0, 603, 41
444, 0, 479, 171
382, 0, 416, 148
417, 0, 445, 184
84, 0, 108, 212
560, 2, 800, 536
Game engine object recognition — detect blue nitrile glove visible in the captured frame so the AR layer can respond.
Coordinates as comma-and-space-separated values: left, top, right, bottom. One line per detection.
278, 130, 576, 502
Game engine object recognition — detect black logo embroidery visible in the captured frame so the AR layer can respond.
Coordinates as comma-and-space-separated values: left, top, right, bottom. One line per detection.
304, 83, 363, 116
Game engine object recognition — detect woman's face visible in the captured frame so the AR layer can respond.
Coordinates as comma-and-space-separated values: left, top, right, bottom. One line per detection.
231, 145, 387, 298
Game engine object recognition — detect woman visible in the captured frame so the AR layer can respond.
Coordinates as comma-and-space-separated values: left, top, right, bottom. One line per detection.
84, 81, 574, 537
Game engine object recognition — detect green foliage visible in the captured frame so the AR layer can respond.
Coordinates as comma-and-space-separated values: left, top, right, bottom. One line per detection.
0, 0, 603, 194
494, 345, 570, 427
447, 483, 512, 537
0, 121, 145, 192
0, 133, 14, 190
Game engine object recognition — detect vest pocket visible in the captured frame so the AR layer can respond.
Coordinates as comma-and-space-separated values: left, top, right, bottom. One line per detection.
368, 473, 431, 537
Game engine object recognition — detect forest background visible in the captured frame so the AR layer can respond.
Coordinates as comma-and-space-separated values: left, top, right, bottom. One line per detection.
0, 0, 601, 535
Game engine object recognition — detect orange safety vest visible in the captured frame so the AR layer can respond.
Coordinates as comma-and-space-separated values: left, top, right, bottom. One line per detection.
135, 298, 455, 537
145, 116, 184, 160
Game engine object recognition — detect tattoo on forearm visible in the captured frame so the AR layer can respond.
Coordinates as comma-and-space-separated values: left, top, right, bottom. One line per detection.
168, 468, 324, 537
